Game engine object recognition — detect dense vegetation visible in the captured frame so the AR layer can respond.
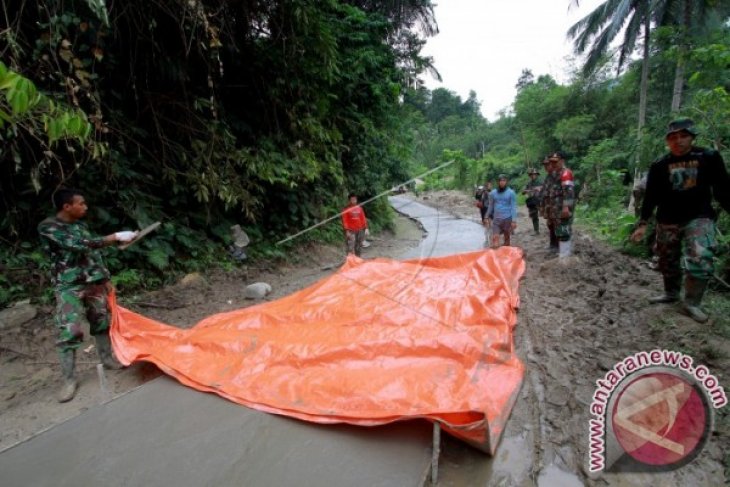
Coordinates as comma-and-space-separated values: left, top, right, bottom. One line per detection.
2, 0, 729, 306
1, 0, 438, 303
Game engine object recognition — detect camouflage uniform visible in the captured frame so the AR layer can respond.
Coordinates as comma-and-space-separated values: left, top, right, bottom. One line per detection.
655, 218, 716, 281
544, 167, 575, 242
524, 177, 542, 233
38, 217, 111, 352
639, 129, 730, 322
539, 170, 560, 249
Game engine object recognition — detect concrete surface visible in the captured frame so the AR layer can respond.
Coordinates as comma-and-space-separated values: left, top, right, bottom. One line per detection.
0, 377, 432, 487
389, 196, 486, 259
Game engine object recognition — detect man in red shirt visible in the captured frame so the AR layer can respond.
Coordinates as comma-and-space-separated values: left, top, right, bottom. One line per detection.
341, 193, 368, 256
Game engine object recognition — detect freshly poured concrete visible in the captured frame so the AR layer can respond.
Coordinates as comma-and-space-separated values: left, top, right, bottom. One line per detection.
389, 196, 487, 259
1, 195, 503, 487
0, 377, 432, 487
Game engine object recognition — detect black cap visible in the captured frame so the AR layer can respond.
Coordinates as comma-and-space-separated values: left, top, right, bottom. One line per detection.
497, 174, 508, 180
666, 118, 697, 137
548, 150, 566, 161
528, 168, 539, 175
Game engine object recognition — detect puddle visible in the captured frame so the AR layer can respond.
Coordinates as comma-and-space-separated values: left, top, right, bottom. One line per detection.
490, 433, 534, 485
537, 464, 583, 487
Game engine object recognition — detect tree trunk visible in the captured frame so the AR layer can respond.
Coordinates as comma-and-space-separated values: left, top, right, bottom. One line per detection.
670, 0, 692, 112
637, 14, 650, 135
670, 48, 687, 112
629, 8, 651, 213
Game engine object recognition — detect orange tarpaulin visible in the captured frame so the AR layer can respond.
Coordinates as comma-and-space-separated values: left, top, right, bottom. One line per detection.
111, 248, 525, 454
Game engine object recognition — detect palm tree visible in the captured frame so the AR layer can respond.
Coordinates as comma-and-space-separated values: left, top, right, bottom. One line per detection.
568, 0, 654, 132
653, 0, 726, 112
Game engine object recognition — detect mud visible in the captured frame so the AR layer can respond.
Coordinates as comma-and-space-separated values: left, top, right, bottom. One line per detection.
1, 191, 727, 487
411, 190, 728, 486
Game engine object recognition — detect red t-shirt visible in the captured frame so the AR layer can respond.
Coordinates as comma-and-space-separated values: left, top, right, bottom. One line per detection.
342, 205, 367, 231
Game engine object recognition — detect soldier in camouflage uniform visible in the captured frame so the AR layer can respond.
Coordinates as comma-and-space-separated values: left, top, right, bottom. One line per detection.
522, 168, 542, 234
38, 188, 137, 402
539, 156, 560, 252
543, 151, 576, 258
631, 119, 730, 323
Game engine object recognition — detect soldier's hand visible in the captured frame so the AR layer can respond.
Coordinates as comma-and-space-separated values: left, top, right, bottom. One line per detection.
631, 224, 647, 243
511, 221, 517, 230
560, 207, 571, 219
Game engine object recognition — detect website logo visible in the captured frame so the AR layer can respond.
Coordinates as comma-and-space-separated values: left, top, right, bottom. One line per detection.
588, 350, 726, 473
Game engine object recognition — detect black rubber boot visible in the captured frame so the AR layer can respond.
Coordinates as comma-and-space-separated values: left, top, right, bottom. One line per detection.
680, 276, 709, 323
549, 235, 558, 252
95, 333, 124, 370
57, 350, 77, 403
532, 217, 539, 234
648, 276, 681, 304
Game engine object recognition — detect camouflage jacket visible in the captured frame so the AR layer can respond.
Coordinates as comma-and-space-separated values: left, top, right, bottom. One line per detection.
542, 168, 575, 219
38, 217, 110, 286
539, 171, 558, 216
524, 178, 542, 207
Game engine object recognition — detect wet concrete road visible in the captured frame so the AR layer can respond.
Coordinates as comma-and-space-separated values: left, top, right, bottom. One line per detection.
0, 376, 433, 487
389, 195, 487, 259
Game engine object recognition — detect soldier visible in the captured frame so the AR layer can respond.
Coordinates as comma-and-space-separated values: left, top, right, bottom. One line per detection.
479, 180, 494, 244
522, 168, 542, 234
631, 118, 730, 322
544, 151, 576, 258
38, 188, 138, 402
539, 156, 559, 252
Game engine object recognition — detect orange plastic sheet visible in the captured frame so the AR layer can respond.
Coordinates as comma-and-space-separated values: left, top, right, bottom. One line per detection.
110, 248, 526, 454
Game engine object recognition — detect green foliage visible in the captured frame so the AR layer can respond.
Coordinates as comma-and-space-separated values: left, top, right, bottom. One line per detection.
579, 204, 641, 253
1, 0, 438, 304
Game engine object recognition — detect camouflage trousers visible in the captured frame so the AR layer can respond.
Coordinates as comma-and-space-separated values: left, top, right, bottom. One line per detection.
345, 229, 365, 257
656, 218, 717, 281
527, 205, 539, 231
54, 282, 110, 352
549, 215, 573, 242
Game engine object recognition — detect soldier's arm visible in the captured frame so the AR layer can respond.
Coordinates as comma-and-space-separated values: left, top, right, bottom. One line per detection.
39, 224, 115, 252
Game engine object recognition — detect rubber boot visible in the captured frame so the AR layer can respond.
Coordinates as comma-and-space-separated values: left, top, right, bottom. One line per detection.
57, 350, 77, 403
558, 240, 572, 259
648, 276, 680, 304
532, 217, 539, 235
95, 333, 124, 370
680, 277, 709, 323
548, 226, 558, 253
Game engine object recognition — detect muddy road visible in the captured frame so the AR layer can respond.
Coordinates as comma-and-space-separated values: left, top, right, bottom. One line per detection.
1, 190, 727, 486
410, 190, 728, 487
